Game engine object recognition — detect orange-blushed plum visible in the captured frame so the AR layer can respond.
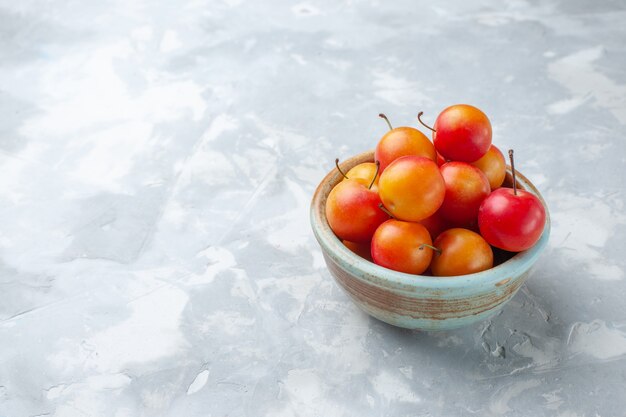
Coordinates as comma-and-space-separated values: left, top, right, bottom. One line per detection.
344, 162, 380, 191
371, 220, 433, 275
420, 105, 492, 162
343, 240, 373, 262
418, 210, 450, 241
325, 178, 389, 243
378, 156, 445, 222
430, 228, 493, 276
375, 113, 436, 173
471, 145, 506, 190
439, 162, 490, 226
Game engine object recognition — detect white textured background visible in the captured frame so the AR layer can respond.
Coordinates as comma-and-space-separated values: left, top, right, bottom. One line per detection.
1, 0, 625, 416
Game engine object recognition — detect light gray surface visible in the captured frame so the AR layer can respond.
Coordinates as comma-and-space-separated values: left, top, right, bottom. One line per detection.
1, 0, 625, 416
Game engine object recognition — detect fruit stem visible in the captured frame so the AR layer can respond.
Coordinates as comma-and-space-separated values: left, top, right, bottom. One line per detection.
508, 149, 517, 196
378, 203, 395, 219
335, 158, 349, 180
378, 113, 393, 131
419, 243, 442, 255
368, 161, 380, 190
417, 112, 436, 133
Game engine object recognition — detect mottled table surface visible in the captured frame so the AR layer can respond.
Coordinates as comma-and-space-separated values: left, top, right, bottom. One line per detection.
1, 1, 626, 416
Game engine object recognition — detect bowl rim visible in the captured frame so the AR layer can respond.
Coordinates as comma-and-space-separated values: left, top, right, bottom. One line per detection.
310, 150, 551, 293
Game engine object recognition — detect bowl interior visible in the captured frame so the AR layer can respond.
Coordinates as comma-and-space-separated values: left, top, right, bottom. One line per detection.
310, 150, 551, 293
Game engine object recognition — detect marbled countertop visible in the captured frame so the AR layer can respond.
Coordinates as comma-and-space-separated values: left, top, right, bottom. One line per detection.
1, 1, 625, 416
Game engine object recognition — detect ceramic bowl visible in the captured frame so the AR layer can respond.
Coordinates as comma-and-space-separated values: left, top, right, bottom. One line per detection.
310, 150, 550, 330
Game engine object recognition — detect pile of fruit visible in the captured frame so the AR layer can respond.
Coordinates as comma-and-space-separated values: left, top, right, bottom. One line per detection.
325, 104, 546, 276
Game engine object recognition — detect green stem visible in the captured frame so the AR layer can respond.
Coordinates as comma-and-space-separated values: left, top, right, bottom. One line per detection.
419, 243, 442, 255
